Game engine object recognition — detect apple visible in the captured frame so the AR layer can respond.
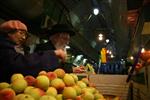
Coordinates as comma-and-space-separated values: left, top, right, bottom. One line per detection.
39, 70, 47, 76
25, 87, 45, 100
63, 74, 75, 86
75, 95, 83, 100
54, 68, 65, 78
56, 94, 63, 100
39, 95, 56, 100
76, 81, 87, 89
70, 73, 78, 82
0, 82, 10, 90
14, 94, 34, 100
24, 75, 36, 86
81, 78, 89, 85
51, 78, 65, 90
0, 88, 16, 100
94, 93, 104, 100
35, 75, 50, 90
11, 73, 24, 82
24, 86, 35, 94
73, 85, 82, 96
89, 87, 96, 94
11, 79, 27, 93
46, 87, 57, 97
62, 87, 77, 99
47, 72, 57, 81
81, 91, 94, 100
82, 87, 96, 94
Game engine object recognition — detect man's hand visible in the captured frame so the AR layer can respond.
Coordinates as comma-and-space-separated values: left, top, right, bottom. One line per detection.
54, 49, 67, 62
73, 66, 86, 73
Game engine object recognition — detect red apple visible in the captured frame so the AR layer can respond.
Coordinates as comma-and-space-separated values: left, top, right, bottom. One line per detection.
47, 72, 57, 81
24, 75, 36, 86
0, 88, 16, 100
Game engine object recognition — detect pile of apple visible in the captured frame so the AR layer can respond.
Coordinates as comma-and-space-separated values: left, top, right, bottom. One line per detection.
0, 68, 105, 100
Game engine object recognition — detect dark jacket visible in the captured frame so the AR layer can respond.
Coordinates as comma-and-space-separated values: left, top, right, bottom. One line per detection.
34, 41, 73, 73
34, 41, 55, 52
0, 37, 59, 82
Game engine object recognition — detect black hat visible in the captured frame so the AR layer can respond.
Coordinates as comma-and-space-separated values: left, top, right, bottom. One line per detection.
43, 24, 75, 37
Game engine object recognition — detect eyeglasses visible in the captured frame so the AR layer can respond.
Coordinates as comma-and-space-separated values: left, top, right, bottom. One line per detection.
16, 29, 29, 38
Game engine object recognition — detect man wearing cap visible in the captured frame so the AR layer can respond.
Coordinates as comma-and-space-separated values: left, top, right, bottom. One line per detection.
34, 24, 85, 73
0, 20, 67, 82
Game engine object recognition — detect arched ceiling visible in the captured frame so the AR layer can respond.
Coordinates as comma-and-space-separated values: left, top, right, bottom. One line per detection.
0, 0, 149, 62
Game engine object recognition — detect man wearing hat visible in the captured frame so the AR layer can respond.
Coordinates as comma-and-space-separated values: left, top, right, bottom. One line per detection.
34, 24, 85, 73
34, 24, 75, 52
0, 20, 67, 82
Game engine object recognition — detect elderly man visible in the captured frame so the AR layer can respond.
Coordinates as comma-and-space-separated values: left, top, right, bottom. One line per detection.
34, 24, 75, 52
0, 20, 66, 82
34, 24, 85, 73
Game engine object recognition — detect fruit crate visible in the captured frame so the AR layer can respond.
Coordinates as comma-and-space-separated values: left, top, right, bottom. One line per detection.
89, 74, 129, 100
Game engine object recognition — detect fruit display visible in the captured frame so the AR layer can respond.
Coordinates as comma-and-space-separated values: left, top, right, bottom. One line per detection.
0, 68, 106, 100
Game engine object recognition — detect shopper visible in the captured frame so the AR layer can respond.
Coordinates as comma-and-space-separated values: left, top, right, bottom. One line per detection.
34, 24, 75, 52
0, 20, 67, 82
34, 24, 75, 72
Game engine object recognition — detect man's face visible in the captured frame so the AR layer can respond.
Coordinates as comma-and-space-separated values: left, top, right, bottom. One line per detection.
50, 32, 70, 49
8, 30, 28, 45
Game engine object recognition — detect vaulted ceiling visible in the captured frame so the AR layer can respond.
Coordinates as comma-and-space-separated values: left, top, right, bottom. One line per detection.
0, 0, 149, 62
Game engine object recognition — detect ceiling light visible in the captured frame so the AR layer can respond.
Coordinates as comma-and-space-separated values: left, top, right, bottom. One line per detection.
141, 48, 145, 53
43, 40, 48, 43
107, 50, 109, 53
130, 56, 134, 60
98, 36, 103, 41
98, 33, 103, 37
93, 8, 99, 15
109, 51, 112, 54
65, 45, 70, 49
106, 39, 109, 43
110, 54, 114, 58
